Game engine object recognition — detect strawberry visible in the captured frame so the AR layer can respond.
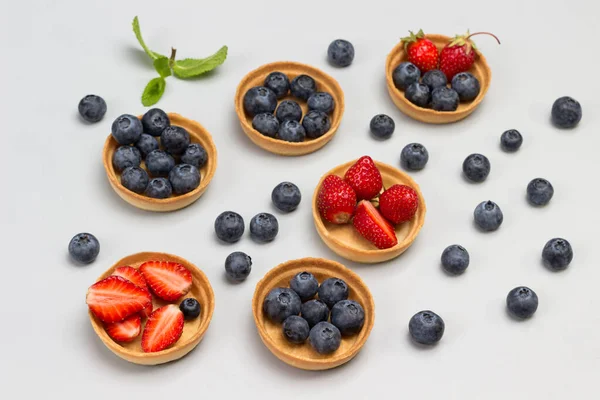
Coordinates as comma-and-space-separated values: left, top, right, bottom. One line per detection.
141, 304, 184, 353
343, 156, 383, 200
86, 276, 152, 323
139, 261, 192, 302
352, 200, 398, 249
317, 175, 357, 224
379, 184, 419, 224
104, 314, 141, 342
400, 29, 439, 73
439, 30, 500, 80
112, 266, 153, 318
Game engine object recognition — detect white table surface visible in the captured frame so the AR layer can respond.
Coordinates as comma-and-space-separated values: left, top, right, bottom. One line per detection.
1, 0, 598, 398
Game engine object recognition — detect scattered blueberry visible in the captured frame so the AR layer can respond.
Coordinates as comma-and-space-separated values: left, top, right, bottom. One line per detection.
451, 72, 480, 101
134, 134, 159, 158
224, 251, 252, 282
301, 300, 330, 328
506, 287, 538, 319
369, 114, 395, 140
409, 310, 445, 345
181, 143, 208, 169
120, 166, 149, 194
78, 94, 107, 123
422, 70, 447, 91
264, 72, 290, 99
214, 212, 245, 243
252, 113, 279, 138
463, 153, 491, 182
144, 177, 172, 199
441, 245, 470, 275
527, 178, 554, 206
111, 114, 143, 145
282, 315, 310, 344
431, 87, 459, 111
169, 164, 201, 195
68, 233, 100, 264
263, 287, 302, 323
302, 110, 331, 139
179, 298, 201, 320
551, 96, 582, 128
243, 86, 278, 116
290, 75, 317, 100
278, 120, 306, 142
250, 213, 279, 242
401, 143, 429, 170
392, 62, 421, 90
474, 200, 503, 232
500, 129, 523, 152
271, 182, 302, 212
542, 238, 573, 271
405, 82, 431, 108
289, 272, 319, 301
145, 150, 175, 177
275, 100, 303, 122
309, 322, 341, 354
331, 300, 365, 336
112, 146, 142, 173
318, 277, 349, 308
307, 92, 335, 114
161, 126, 191, 156
141, 108, 170, 136
327, 39, 355, 67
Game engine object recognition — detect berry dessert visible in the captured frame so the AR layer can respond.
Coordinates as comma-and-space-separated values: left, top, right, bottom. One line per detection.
441, 244, 470, 275
506, 286, 538, 319
500, 129, 523, 152
250, 213, 279, 242
401, 143, 429, 170
68, 232, 100, 264
327, 39, 355, 67
409, 310, 445, 345
463, 153, 491, 182
551, 96, 582, 128
542, 238, 573, 271
370, 114, 395, 140
272, 182, 302, 212
224, 251, 252, 282
526, 178, 554, 206
78, 94, 107, 123
214, 211, 245, 243
473, 200, 503, 231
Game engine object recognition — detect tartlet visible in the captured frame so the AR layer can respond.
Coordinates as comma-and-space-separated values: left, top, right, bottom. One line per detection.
102, 113, 217, 212
252, 257, 374, 370
312, 159, 426, 263
234, 61, 344, 156
88, 252, 215, 365
385, 34, 491, 124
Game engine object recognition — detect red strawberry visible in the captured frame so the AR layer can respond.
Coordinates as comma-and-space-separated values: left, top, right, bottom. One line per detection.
439, 30, 500, 80
141, 304, 184, 353
86, 276, 152, 323
379, 184, 419, 224
112, 266, 153, 318
400, 29, 439, 73
139, 261, 192, 302
105, 314, 141, 342
317, 175, 357, 224
352, 200, 398, 249
344, 156, 383, 200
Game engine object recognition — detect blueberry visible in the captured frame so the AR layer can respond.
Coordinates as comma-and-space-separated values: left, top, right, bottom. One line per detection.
506, 287, 538, 319
252, 113, 279, 138
500, 129, 523, 152
302, 110, 331, 139
215, 212, 245, 243
264, 72, 290, 99
169, 164, 200, 195
282, 316, 310, 344
527, 178, 554, 206
161, 126, 190, 156
422, 70, 447, 91
551, 96, 582, 128
301, 300, 330, 328
331, 300, 365, 336
271, 182, 301, 212
405, 82, 431, 107
542, 238, 573, 271
78, 94, 107, 123
263, 287, 302, 323
68, 233, 100, 264
141, 108, 170, 136
409, 310, 445, 345
290, 75, 317, 100
111, 114, 143, 145
243, 86, 278, 116
181, 143, 208, 169
145, 150, 175, 177
463, 153, 491, 182
112, 146, 142, 173
250, 213, 279, 242
144, 177, 172, 199
307, 92, 335, 114
441, 245, 470, 275
278, 120, 306, 142
401, 143, 429, 170
451, 72, 480, 101
224, 251, 252, 282
120, 166, 149, 194
179, 298, 201, 320
431, 87, 459, 111
370, 114, 395, 140
392, 62, 421, 90
318, 277, 349, 308
275, 100, 303, 122
289, 271, 318, 301
134, 134, 159, 158
309, 322, 341, 354
327, 39, 355, 67
474, 200, 503, 231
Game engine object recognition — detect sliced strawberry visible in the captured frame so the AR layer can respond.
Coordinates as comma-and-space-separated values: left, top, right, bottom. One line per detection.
139, 261, 192, 302
352, 200, 398, 249
86, 276, 152, 323
344, 156, 383, 200
111, 266, 153, 318
317, 175, 357, 224
141, 304, 184, 353
105, 314, 141, 342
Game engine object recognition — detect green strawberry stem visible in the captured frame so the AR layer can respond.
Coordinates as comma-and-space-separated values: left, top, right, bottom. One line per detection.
466, 31, 501, 45
169, 47, 177, 68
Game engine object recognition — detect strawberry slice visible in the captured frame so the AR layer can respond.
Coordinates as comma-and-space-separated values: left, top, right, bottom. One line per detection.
112, 266, 153, 318
104, 314, 141, 342
352, 200, 398, 249
141, 305, 184, 353
86, 276, 152, 323
139, 261, 192, 302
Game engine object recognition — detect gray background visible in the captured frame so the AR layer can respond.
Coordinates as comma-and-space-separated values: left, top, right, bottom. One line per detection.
1, 0, 598, 398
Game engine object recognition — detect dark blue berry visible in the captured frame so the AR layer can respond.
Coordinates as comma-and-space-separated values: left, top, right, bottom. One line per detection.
263, 287, 302, 323
144, 177, 172, 199
111, 114, 143, 145
278, 120, 306, 142
179, 298, 201, 320
318, 278, 349, 308
331, 300, 365, 336
145, 150, 175, 177
243, 86, 277, 116
112, 146, 141, 173
302, 110, 331, 139
169, 164, 200, 195
271, 182, 301, 212
307, 92, 335, 114
78, 95, 107, 123
309, 322, 341, 354
542, 238, 573, 271
214, 211, 245, 243
527, 178, 554, 206
441, 244, 470, 275
463, 153, 491, 182
551, 96, 582, 128
161, 126, 190, 156
181, 143, 208, 169
135, 134, 159, 158
275, 100, 302, 122
282, 316, 310, 344
290, 75, 317, 100
264, 72, 290, 99
431, 87, 459, 111
401, 143, 429, 170
474, 200, 503, 232
250, 213, 279, 242
301, 300, 330, 328
500, 129, 523, 152
327, 39, 355, 67
141, 108, 170, 136
422, 70, 447, 91
68, 232, 100, 264
370, 114, 395, 140
409, 310, 445, 345
392, 62, 421, 90
121, 166, 149, 194
289, 272, 318, 301
451, 72, 480, 101
224, 251, 252, 282
506, 287, 538, 319
405, 82, 431, 107
252, 113, 279, 138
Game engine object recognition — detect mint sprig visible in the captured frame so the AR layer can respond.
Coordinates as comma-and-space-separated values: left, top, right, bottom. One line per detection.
132, 16, 228, 106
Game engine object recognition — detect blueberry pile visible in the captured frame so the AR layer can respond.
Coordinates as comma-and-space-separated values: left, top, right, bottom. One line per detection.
110, 109, 208, 198
263, 274, 365, 354
244, 72, 335, 142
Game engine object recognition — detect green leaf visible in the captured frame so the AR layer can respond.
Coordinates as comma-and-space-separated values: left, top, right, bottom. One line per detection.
172, 46, 228, 79
141, 77, 166, 106
153, 57, 171, 77
132, 16, 165, 61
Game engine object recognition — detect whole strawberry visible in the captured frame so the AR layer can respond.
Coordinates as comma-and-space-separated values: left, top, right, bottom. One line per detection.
317, 175, 357, 224
439, 30, 500, 80
353, 200, 398, 249
379, 184, 419, 224
344, 156, 383, 200
400, 29, 439, 73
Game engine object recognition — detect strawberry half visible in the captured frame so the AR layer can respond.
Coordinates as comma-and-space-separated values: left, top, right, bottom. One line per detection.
317, 175, 357, 224
400, 29, 439, 73
140, 261, 192, 302
379, 184, 419, 224
352, 200, 398, 249
105, 314, 141, 343
439, 30, 500, 80
86, 276, 152, 323
112, 266, 153, 318
141, 305, 184, 353
344, 156, 383, 200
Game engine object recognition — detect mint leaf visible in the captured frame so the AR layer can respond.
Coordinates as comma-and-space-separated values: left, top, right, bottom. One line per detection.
141, 77, 166, 106
153, 57, 171, 77
132, 16, 165, 61
172, 46, 228, 79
